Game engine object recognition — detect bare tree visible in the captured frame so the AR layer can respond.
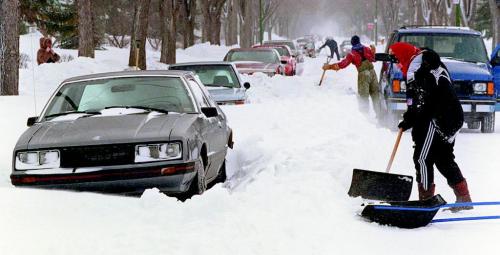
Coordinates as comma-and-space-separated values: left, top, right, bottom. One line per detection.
201, 0, 227, 45
0, 0, 19, 95
238, 0, 255, 47
77, 0, 95, 58
160, 0, 181, 64
180, 0, 196, 48
490, 0, 500, 45
129, 0, 151, 70
380, 0, 401, 39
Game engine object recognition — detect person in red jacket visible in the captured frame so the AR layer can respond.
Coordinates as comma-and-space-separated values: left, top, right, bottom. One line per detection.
322, 35, 380, 117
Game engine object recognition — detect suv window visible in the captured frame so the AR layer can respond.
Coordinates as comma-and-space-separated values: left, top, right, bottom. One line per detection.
398, 33, 488, 63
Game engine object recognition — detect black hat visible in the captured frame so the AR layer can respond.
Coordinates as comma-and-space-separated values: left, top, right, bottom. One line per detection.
351, 35, 360, 45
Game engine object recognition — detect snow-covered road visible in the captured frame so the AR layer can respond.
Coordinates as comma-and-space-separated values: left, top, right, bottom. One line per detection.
1, 39, 499, 254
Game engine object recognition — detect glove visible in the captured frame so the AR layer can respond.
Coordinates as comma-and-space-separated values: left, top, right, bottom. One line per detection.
398, 120, 412, 131
322, 64, 330, 71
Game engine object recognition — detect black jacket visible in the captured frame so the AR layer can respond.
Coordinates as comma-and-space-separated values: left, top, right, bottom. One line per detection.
402, 49, 464, 142
319, 39, 338, 50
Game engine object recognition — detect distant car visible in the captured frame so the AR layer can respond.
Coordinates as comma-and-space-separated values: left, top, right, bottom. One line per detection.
263, 40, 305, 63
253, 45, 297, 76
169, 62, 251, 105
11, 70, 233, 197
339, 40, 351, 58
223, 48, 286, 76
297, 38, 316, 58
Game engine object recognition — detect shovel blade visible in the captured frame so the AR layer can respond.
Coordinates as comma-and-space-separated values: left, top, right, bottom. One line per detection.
348, 169, 413, 201
361, 194, 447, 229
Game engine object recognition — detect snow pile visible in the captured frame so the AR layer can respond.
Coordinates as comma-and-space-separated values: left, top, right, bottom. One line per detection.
0, 37, 499, 254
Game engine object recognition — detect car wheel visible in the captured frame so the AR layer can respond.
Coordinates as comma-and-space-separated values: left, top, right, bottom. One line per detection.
481, 113, 495, 133
467, 121, 480, 130
178, 157, 206, 201
215, 160, 227, 184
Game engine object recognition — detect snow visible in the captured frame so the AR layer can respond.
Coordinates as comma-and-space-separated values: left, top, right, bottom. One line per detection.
0, 34, 500, 254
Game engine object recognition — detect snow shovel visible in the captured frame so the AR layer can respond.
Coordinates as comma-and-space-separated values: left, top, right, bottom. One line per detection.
348, 129, 414, 201
318, 56, 332, 86
361, 194, 447, 229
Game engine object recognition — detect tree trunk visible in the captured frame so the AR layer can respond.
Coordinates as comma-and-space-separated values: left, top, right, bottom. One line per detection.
77, 0, 94, 58
202, 0, 226, 45
160, 0, 180, 64
489, 0, 500, 46
180, 0, 196, 48
0, 0, 19, 95
238, 0, 254, 47
128, 0, 151, 70
226, 0, 238, 46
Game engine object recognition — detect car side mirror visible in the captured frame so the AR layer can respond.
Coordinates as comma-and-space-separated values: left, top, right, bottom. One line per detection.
375, 53, 398, 63
27, 116, 38, 127
244, 82, 251, 89
280, 60, 288, 65
201, 107, 218, 118
491, 56, 500, 66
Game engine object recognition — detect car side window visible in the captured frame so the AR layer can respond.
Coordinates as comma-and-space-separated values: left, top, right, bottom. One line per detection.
188, 79, 211, 108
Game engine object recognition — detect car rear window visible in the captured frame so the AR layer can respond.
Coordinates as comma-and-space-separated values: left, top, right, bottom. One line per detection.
226, 50, 279, 63
44, 76, 196, 118
398, 33, 488, 63
170, 65, 241, 88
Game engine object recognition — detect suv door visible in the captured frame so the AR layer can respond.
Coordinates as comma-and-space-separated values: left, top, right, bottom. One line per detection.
492, 45, 500, 111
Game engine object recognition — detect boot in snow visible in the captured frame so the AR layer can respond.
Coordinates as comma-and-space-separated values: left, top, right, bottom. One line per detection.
449, 179, 473, 212
418, 183, 435, 201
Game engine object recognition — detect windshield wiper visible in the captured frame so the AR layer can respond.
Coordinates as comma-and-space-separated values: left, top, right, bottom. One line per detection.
104, 106, 169, 114
44, 110, 102, 119
205, 84, 234, 88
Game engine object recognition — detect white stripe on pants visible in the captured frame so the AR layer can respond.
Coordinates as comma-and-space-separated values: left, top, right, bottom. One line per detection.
418, 122, 435, 190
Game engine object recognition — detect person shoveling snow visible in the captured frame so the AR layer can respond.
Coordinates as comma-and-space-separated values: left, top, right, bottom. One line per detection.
390, 42, 472, 212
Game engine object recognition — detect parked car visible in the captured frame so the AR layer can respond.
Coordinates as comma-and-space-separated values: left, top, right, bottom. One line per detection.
169, 62, 251, 105
11, 70, 233, 197
339, 39, 351, 58
380, 26, 500, 133
223, 48, 286, 76
253, 44, 297, 76
263, 40, 305, 63
297, 38, 316, 58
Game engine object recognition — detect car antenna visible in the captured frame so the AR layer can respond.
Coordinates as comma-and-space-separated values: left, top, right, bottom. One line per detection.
29, 26, 38, 116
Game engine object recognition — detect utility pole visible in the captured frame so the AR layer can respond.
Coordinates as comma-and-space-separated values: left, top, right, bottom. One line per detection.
259, 0, 264, 44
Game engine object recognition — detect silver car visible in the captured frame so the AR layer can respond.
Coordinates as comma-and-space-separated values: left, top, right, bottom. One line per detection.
169, 62, 250, 105
11, 70, 232, 198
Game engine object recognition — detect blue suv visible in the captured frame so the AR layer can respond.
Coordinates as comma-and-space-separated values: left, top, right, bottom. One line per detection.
380, 26, 500, 133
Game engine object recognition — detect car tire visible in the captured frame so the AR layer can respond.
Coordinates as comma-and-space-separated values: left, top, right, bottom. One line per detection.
178, 157, 206, 201
467, 121, 480, 130
481, 113, 495, 133
214, 160, 227, 184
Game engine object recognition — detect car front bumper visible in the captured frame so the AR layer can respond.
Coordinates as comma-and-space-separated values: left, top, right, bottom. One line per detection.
10, 162, 196, 195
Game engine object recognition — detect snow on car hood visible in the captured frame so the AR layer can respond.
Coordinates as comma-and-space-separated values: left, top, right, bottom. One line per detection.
206, 87, 247, 102
23, 113, 187, 149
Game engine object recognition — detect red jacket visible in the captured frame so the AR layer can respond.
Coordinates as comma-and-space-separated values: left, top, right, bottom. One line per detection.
337, 46, 375, 70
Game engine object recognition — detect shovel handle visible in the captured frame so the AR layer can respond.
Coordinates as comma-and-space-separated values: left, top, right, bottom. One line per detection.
385, 128, 403, 173
318, 57, 332, 86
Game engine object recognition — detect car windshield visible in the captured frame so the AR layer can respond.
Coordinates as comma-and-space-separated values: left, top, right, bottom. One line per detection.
226, 50, 279, 63
43, 76, 196, 119
170, 65, 241, 88
399, 33, 488, 63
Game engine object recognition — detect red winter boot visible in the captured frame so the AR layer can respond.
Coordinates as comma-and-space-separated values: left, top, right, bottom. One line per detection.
418, 183, 435, 201
450, 179, 473, 212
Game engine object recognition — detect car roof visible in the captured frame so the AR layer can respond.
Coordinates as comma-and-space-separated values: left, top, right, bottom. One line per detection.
62, 70, 191, 84
170, 61, 233, 67
229, 47, 277, 52
264, 40, 294, 43
396, 27, 481, 36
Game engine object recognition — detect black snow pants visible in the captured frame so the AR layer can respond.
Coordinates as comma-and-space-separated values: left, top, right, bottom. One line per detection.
328, 46, 340, 60
412, 122, 465, 191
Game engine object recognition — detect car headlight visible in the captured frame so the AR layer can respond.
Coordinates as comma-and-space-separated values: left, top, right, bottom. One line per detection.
15, 150, 60, 170
135, 142, 182, 163
400, 81, 407, 92
473, 83, 487, 94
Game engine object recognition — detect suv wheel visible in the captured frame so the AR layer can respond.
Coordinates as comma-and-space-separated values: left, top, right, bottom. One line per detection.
178, 158, 206, 201
467, 121, 480, 130
481, 113, 495, 133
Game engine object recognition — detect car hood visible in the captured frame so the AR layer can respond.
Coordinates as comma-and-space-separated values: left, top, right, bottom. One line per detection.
442, 59, 492, 81
234, 61, 278, 71
21, 113, 194, 149
206, 87, 247, 102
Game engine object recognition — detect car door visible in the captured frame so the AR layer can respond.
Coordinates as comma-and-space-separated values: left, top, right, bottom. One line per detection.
187, 78, 220, 180
491, 45, 500, 111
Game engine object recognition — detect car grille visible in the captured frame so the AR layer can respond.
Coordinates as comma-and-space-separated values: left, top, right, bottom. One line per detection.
453, 81, 473, 97
60, 144, 136, 168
